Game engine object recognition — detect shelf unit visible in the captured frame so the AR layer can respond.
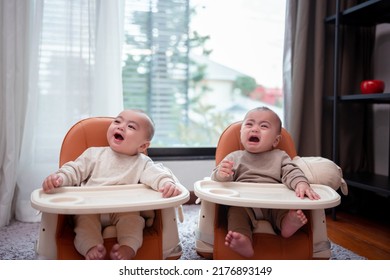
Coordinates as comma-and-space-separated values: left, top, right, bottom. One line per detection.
325, 0, 390, 25
326, 0, 390, 196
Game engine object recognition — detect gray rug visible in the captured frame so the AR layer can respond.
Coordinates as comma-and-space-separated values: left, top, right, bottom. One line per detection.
0, 204, 366, 260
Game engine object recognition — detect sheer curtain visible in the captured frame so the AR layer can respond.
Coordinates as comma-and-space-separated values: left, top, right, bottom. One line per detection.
0, 0, 30, 227
14, 0, 124, 223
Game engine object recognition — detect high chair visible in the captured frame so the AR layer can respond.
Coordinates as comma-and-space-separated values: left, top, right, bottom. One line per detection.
194, 121, 344, 260
31, 117, 189, 260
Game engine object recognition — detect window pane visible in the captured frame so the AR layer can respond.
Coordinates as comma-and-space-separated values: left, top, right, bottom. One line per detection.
122, 0, 286, 148
122, 0, 189, 147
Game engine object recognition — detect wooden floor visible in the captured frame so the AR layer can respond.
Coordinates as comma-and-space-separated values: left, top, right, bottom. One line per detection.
326, 210, 390, 260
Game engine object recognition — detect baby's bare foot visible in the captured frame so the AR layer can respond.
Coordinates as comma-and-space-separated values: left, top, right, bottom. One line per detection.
281, 210, 307, 238
225, 230, 254, 258
110, 244, 135, 260
85, 244, 106, 260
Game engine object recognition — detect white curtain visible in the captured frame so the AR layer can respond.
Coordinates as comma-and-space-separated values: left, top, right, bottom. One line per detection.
0, 0, 30, 227
8, 0, 125, 223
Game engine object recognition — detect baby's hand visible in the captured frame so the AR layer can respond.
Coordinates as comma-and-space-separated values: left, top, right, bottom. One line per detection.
42, 174, 63, 193
159, 182, 182, 198
295, 182, 320, 200
217, 159, 234, 178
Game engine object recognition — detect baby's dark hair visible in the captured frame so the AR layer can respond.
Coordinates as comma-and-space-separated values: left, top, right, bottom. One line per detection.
245, 106, 282, 133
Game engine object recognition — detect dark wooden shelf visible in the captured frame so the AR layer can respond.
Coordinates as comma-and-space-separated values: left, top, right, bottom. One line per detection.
325, 93, 390, 103
344, 172, 390, 196
325, 0, 390, 198
325, 0, 390, 26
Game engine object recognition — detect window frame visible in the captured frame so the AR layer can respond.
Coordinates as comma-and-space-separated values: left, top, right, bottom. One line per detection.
148, 147, 216, 161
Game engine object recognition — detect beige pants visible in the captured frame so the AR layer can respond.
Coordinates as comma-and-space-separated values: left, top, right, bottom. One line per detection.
227, 206, 288, 241
73, 211, 145, 257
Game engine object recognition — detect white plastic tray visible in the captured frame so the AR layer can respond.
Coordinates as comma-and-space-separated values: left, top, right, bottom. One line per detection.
31, 184, 189, 214
194, 180, 340, 209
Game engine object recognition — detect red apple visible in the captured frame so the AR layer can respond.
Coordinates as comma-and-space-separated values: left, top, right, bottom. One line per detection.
360, 80, 385, 94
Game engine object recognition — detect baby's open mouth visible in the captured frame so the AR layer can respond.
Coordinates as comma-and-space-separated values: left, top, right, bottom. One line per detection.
249, 136, 259, 142
114, 133, 124, 140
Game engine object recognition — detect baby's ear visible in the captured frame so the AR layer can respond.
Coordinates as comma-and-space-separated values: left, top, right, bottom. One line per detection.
273, 134, 282, 148
138, 141, 150, 153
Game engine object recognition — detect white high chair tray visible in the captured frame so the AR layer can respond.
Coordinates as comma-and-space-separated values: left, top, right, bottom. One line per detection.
194, 180, 340, 209
31, 184, 189, 214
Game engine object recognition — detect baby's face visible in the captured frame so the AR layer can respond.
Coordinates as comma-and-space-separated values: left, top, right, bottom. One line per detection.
240, 109, 281, 154
107, 110, 151, 156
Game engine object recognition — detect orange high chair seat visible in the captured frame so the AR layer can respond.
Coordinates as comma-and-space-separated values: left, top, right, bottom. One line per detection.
195, 122, 332, 260
43, 117, 183, 260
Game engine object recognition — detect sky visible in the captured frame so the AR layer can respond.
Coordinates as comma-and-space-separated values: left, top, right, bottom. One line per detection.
190, 0, 286, 88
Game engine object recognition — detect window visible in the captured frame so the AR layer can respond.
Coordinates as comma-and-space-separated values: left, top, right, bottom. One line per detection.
122, 0, 286, 148
34, 0, 286, 158
122, 0, 189, 147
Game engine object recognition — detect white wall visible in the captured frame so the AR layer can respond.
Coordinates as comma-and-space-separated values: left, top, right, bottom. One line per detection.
157, 160, 215, 191
373, 24, 390, 176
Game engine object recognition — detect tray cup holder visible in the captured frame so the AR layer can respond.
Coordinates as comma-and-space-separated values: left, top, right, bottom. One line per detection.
207, 188, 240, 197
48, 196, 84, 204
